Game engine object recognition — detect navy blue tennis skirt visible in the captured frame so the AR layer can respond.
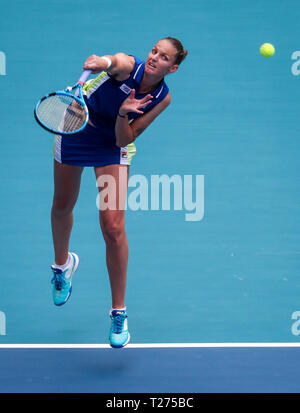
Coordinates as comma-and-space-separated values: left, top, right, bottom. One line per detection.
53, 123, 136, 167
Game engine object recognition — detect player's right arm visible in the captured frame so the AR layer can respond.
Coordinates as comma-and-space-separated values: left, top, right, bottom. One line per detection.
83, 53, 135, 81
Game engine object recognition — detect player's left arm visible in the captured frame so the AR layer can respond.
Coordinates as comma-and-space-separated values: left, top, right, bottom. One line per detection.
115, 92, 171, 148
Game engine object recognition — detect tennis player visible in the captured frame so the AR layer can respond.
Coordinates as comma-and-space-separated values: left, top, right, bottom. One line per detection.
50, 37, 187, 348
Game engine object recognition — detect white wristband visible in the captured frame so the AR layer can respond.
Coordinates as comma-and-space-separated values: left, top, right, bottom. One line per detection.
101, 56, 112, 69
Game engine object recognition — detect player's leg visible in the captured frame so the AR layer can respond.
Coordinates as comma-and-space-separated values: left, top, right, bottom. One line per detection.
94, 164, 129, 308
94, 164, 130, 347
50, 160, 83, 306
51, 160, 84, 265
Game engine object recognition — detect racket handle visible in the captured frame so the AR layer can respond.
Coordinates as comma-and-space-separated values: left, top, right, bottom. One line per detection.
78, 69, 92, 85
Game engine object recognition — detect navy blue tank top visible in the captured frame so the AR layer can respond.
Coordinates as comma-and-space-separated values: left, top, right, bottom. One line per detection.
83, 56, 169, 141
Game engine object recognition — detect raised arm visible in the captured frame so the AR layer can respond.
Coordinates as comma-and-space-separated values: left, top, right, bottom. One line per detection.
83, 53, 135, 81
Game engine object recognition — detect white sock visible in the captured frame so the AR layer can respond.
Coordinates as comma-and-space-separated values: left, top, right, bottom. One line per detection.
53, 253, 71, 271
110, 306, 126, 315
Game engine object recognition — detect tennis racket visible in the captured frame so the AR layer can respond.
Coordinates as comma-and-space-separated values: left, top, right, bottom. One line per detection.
34, 69, 92, 135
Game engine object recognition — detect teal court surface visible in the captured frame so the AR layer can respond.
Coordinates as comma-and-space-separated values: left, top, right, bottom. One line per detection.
1, 0, 300, 393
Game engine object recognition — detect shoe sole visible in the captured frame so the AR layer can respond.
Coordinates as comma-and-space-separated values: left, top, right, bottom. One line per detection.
110, 333, 131, 349
54, 252, 79, 306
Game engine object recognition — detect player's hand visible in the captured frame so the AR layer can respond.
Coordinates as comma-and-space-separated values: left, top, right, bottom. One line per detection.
119, 89, 152, 116
83, 55, 107, 73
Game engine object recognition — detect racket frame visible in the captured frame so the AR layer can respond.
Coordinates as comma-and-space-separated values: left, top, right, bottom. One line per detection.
34, 76, 90, 135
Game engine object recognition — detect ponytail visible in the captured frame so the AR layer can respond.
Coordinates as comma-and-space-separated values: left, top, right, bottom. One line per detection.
163, 37, 188, 65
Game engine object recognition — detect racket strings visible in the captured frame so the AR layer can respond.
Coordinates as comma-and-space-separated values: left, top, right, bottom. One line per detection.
36, 94, 87, 133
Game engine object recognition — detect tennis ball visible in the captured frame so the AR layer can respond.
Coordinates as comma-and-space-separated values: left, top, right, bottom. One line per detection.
260, 43, 275, 57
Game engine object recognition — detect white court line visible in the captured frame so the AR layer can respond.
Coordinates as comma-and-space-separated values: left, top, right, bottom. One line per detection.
0, 343, 300, 349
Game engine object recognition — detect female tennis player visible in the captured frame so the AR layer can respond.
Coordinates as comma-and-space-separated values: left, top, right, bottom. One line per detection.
50, 37, 187, 348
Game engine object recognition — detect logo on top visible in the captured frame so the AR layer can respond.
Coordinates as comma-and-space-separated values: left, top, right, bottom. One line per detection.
120, 84, 132, 95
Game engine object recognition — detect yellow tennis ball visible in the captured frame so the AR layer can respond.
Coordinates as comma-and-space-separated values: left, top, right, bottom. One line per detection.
260, 43, 275, 57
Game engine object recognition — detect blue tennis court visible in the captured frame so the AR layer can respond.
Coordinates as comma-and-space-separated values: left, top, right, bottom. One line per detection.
1, 345, 300, 393
1, 0, 300, 393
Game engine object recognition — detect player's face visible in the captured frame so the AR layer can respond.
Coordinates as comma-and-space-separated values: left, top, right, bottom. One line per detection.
145, 39, 179, 77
